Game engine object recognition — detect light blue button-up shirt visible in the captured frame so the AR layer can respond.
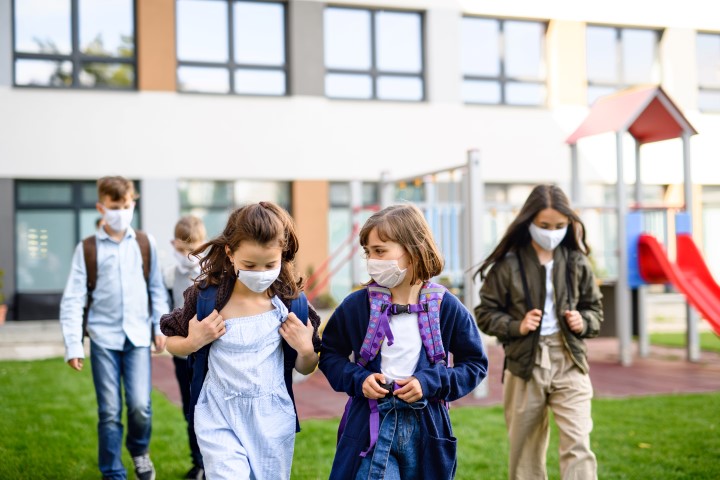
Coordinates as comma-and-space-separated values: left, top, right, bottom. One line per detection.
60, 227, 170, 361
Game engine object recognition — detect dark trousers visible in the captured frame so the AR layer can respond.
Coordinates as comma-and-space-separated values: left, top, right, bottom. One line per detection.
173, 356, 203, 468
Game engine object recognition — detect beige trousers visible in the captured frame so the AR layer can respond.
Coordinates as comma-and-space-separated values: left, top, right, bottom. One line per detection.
503, 333, 597, 480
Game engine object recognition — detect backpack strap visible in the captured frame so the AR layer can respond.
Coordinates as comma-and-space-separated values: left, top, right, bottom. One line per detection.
134, 230, 151, 284
82, 236, 97, 337
418, 282, 447, 364
285, 293, 309, 433
359, 285, 394, 366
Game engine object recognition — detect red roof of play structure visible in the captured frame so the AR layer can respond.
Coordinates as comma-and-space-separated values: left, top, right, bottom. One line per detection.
566, 85, 697, 145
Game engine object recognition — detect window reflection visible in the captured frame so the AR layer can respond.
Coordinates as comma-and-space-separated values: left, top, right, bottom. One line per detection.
176, 0, 287, 96
461, 17, 546, 106
13, 0, 136, 89
697, 33, 720, 112
324, 7, 424, 101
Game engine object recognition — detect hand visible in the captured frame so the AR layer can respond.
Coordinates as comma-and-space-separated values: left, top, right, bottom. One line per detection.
188, 310, 225, 350
394, 376, 423, 403
362, 373, 390, 399
67, 358, 83, 371
153, 334, 167, 354
519, 308, 543, 335
564, 310, 584, 334
279, 312, 315, 356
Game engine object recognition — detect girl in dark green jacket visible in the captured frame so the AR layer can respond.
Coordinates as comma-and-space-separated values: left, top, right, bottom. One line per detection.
475, 184, 603, 480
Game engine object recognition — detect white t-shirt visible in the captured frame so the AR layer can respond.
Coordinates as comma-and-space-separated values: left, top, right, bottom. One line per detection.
380, 312, 423, 382
540, 260, 560, 336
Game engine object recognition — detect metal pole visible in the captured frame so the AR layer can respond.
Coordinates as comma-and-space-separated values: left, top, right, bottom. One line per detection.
570, 144, 580, 205
683, 133, 700, 362
635, 140, 648, 358
349, 180, 363, 289
616, 131, 632, 366
379, 170, 394, 209
464, 149, 487, 398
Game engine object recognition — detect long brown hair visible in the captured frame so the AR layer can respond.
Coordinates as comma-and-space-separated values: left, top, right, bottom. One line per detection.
359, 204, 444, 285
192, 201, 303, 299
476, 184, 590, 280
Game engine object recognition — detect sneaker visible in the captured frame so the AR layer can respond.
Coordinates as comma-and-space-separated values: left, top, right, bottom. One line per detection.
132, 453, 156, 480
184, 465, 205, 480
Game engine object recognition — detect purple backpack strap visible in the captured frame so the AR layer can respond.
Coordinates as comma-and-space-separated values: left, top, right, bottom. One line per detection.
418, 282, 447, 364
358, 284, 393, 366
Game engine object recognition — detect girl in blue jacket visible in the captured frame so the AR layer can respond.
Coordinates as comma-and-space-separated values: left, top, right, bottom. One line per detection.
320, 204, 488, 480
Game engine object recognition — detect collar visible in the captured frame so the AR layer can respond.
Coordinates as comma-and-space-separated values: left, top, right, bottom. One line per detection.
97, 225, 136, 242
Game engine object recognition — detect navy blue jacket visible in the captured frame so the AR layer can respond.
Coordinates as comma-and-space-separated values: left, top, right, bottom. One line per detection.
320, 289, 489, 479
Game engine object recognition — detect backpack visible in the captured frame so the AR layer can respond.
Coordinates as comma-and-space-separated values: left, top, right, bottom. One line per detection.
338, 282, 447, 456
81, 232, 152, 337
188, 284, 310, 433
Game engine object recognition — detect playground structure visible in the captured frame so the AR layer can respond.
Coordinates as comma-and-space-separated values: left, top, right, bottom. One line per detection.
308, 85, 717, 369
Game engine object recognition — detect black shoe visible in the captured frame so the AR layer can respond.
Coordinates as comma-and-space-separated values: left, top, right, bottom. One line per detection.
132, 453, 156, 480
184, 465, 205, 480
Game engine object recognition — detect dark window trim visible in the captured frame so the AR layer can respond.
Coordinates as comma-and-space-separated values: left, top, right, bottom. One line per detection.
461, 16, 548, 107
324, 5, 426, 102
175, 0, 290, 97
697, 31, 720, 113
585, 24, 663, 97
11, 0, 138, 90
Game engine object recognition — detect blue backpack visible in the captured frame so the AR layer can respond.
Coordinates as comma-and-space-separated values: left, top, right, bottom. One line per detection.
187, 284, 309, 433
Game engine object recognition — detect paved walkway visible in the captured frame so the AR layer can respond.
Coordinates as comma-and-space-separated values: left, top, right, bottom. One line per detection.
3, 320, 719, 420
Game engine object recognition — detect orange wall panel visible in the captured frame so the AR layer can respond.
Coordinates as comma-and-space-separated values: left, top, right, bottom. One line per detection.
137, 0, 177, 91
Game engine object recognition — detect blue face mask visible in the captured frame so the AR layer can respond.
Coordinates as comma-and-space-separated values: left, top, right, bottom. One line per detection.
236, 267, 281, 293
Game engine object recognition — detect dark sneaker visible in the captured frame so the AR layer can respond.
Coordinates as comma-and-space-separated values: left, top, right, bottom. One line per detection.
184, 465, 205, 480
132, 453, 156, 480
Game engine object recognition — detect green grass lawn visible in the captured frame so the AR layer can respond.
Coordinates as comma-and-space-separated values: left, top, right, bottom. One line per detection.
1, 359, 719, 479
650, 331, 720, 353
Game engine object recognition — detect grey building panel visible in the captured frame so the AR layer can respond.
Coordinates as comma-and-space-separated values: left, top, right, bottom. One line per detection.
0, 179, 16, 317
139, 178, 180, 275
0, 0, 11, 86
289, 0, 324, 97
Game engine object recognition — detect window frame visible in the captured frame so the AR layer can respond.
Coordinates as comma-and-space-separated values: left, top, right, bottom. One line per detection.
461, 16, 548, 107
324, 5, 426, 102
585, 24, 663, 104
697, 31, 720, 113
11, 0, 138, 90
175, 0, 290, 96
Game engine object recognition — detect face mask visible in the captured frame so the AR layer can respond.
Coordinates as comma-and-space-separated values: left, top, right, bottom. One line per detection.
529, 223, 568, 251
236, 267, 281, 293
367, 259, 407, 289
173, 250, 198, 271
103, 207, 134, 233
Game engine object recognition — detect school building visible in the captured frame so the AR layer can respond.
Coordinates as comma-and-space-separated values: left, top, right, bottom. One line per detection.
1, 0, 720, 320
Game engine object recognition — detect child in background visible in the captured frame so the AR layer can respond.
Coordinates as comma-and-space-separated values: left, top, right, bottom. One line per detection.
166, 215, 207, 480
160, 202, 321, 480
320, 204, 488, 480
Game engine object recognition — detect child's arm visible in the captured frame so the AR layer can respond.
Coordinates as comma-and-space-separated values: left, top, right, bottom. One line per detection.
147, 235, 171, 349
279, 312, 318, 374
474, 260, 522, 342
59, 243, 88, 369
570, 254, 604, 338
165, 310, 226, 356
414, 293, 489, 402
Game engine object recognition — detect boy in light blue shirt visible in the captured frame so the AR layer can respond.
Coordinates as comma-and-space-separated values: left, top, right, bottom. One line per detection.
60, 176, 170, 480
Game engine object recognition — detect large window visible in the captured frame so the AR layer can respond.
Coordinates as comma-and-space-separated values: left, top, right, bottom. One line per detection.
586, 25, 662, 105
176, 0, 287, 95
324, 7, 424, 101
461, 17, 547, 106
697, 32, 720, 112
179, 180, 291, 236
13, 0, 136, 88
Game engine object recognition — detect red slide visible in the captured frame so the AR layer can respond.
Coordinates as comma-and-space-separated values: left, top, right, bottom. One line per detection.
638, 233, 720, 336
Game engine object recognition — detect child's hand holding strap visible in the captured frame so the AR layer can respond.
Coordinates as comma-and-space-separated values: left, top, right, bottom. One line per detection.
394, 376, 423, 403
166, 309, 226, 356
280, 312, 317, 374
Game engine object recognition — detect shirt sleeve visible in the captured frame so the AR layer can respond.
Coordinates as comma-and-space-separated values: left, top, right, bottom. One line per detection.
59, 243, 88, 362
160, 285, 199, 338
147, 235, 171, 336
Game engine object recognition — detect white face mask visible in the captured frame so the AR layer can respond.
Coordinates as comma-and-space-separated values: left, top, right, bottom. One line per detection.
173, 250, 198, 271
236, 267, 281, 293
367, 258, 407, 289
529, 223, 568, 251
103, 207, 134, 233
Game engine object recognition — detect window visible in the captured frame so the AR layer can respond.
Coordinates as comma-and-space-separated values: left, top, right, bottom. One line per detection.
176, 0, 287, 95
461, 17, 547, 106
586, 25, 661, 105
697, 32, 720, 112
179, 180, 291, 236
13, 0, 136, 88
324, 7, 424, 101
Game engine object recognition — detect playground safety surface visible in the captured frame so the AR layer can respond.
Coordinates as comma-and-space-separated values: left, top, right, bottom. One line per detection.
152, 337, 720, 419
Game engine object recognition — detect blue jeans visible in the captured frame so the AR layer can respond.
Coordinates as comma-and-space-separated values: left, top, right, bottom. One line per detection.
90, 338, 152, 480
355, 396, 426, 480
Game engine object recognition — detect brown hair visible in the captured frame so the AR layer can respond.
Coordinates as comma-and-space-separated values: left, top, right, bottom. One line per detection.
359, 204, 444, 285
476, 184, 591, 280
174, 215, 207, 245
193, 201, 303, 299
97, 176, 138, 202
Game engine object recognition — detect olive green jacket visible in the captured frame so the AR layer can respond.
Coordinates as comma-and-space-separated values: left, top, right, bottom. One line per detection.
475, 244, 603, 380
